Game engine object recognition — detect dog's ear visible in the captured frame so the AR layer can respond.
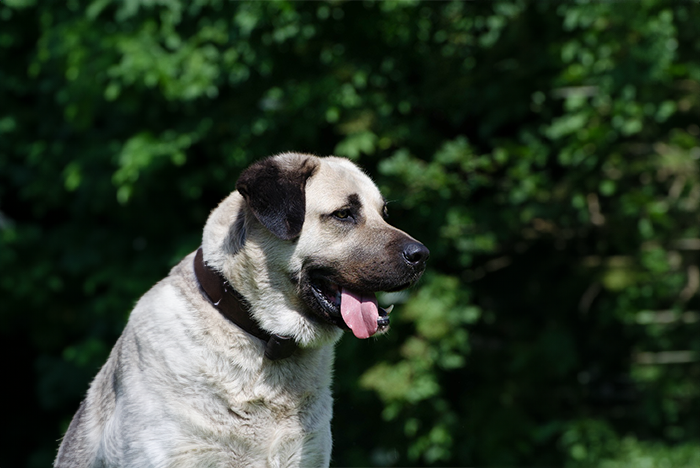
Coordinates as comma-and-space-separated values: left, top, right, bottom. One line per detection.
236, 155, 319, 240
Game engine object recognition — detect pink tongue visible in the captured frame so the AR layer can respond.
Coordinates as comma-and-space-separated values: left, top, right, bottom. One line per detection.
340, 287, 379, 339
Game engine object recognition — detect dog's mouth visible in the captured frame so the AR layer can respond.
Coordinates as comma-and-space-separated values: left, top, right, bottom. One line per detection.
307, 274, 394, 339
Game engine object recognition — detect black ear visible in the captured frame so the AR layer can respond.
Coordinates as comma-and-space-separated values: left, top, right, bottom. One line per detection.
236, 155, 319, 240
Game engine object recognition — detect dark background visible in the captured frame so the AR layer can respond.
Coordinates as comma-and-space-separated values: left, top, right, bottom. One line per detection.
2, 1, 700, 466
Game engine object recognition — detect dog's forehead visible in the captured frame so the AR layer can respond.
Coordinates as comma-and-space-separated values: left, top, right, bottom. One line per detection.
308, 157, 385, 211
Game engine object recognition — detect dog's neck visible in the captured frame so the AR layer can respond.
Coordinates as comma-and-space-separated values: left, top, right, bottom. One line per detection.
193, 247, 297, 360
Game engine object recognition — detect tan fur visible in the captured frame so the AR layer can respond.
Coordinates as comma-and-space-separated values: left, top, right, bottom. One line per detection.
55, 153, 427, 468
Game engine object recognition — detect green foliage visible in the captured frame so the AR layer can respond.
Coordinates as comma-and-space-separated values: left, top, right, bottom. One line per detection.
3, 0, 700, 466
600, 438, 700, 468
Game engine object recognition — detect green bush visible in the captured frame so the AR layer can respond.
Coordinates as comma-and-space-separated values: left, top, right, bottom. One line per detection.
600, 438, 700, 468
2, 1, 700, 466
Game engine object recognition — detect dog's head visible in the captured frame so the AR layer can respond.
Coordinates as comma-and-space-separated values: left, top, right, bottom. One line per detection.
204, 153, 428, 346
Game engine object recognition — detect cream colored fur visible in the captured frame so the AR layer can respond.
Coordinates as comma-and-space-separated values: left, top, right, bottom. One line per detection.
55, 153, 411, 467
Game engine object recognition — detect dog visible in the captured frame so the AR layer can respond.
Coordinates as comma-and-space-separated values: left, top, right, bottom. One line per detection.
55, 153, 429, 467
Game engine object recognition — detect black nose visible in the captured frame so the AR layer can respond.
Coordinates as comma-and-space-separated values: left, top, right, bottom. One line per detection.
402, 242, 430, 267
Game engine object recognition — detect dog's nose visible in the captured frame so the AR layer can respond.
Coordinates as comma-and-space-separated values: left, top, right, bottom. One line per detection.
402, 242, 430, 267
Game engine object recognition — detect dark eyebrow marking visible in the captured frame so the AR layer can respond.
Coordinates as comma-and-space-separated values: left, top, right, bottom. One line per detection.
346, 193, 362, 210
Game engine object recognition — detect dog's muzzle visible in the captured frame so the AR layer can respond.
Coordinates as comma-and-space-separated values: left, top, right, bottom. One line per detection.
302, 240, 429, 339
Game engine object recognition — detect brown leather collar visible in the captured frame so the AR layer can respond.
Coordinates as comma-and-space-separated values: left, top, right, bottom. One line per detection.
193, 248, 297, 361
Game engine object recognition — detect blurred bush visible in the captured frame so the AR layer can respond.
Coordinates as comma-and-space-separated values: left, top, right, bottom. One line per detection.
2, 1, 700, 466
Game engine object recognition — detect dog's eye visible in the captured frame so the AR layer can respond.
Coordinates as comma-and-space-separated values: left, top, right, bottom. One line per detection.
332, 209, 350, 220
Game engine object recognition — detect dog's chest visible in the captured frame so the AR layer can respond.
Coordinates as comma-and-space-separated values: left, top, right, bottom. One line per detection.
168, 355, 334, 464
198, 349, 333, 427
